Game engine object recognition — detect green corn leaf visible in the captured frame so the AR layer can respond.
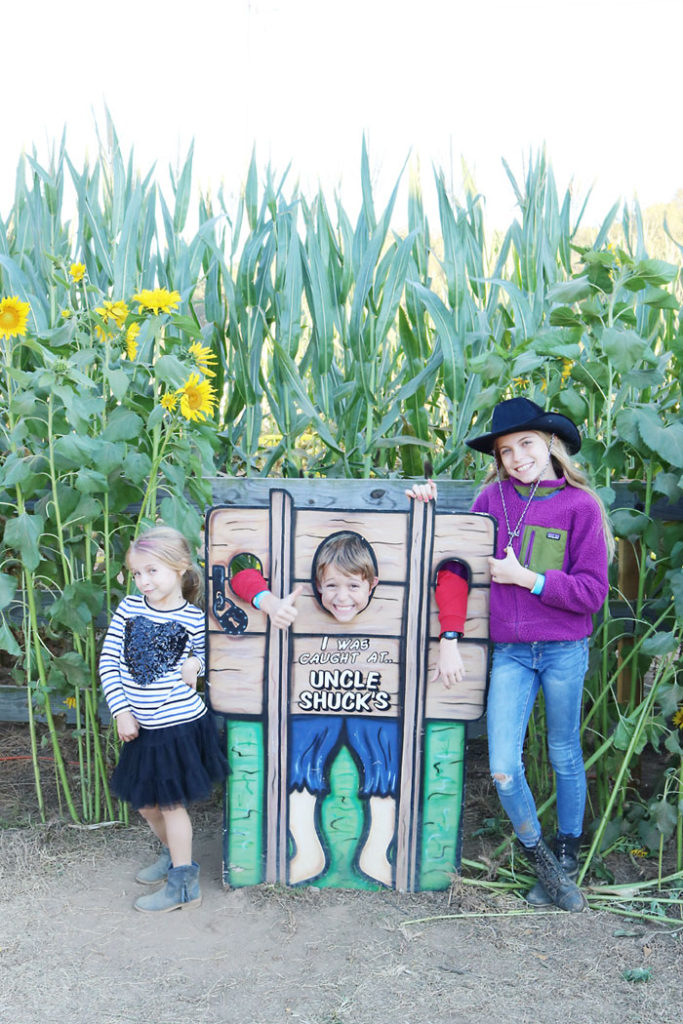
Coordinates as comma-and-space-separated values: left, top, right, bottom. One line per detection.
373, 436, 433, 450
409, 282, 463, 402
277, 232, 304, 359
303, 228, 336, 372
158, 192, 177, 264
245, 149, 258, 230
375, 231, 417, 346
360, 136, 377, 234
172, 142, 194, 234
139, 188, 159, 287
83, 198, 115, 282
272, 342, 343, 454
113, 186, 143, 298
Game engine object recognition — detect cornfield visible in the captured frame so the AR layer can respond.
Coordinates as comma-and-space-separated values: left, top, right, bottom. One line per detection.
0, 118, 681, 904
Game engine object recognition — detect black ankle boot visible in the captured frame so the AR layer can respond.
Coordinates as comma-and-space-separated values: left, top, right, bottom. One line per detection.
523, 837, 586, 913
526, 833, 582, 907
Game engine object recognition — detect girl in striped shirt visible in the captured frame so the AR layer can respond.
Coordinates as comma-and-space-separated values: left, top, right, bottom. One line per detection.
99, 526, 227, 913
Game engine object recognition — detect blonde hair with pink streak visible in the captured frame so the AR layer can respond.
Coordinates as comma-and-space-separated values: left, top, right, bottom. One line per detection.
126, 526, 203, 606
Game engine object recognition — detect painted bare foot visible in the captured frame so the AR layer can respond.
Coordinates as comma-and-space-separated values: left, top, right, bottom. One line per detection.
358, 795, 395, 886
288, 788, 326, 884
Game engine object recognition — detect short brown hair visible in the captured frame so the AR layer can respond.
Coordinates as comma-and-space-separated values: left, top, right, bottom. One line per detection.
313, 532, 378, 588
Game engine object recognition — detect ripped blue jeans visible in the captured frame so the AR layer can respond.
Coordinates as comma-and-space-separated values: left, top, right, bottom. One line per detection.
487, 639, 589, 848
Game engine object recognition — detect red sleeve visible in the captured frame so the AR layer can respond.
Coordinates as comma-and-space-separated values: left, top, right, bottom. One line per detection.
230, 568, 269, 604
434, 569, 468, 634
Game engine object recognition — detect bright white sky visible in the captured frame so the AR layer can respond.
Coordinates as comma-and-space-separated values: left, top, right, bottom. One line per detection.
4, 0, 682, 232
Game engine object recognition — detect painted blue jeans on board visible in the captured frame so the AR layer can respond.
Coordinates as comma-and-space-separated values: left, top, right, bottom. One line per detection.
487, 638, 589, 847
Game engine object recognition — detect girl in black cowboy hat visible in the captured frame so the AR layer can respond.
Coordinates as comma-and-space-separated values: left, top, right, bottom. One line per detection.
408, 397, 613, 912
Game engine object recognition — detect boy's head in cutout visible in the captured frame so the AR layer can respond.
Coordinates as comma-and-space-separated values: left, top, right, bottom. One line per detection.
313, 532, 379, 623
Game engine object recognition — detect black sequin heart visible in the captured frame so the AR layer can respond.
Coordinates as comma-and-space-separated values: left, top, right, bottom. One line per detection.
124, 616, 188, 685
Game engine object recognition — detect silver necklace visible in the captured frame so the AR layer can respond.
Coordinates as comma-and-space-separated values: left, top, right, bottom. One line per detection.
496, 437, 554, 552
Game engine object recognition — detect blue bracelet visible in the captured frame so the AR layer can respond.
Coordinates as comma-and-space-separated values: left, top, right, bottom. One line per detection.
252, 590, 268, 608
531, 573, 546, 596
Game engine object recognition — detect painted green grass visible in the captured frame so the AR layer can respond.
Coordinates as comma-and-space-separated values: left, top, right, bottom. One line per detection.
314, 745, 379, 890
419, 722, 466, 890
224, 720, 265, 887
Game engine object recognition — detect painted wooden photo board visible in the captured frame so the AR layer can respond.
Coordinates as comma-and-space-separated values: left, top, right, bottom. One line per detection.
205, 480, 495, 892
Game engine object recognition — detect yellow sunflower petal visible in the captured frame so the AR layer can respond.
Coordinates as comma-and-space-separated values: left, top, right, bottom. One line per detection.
132, 288, 181, 315
0, 296, 31, 340
177, 372, 217, 422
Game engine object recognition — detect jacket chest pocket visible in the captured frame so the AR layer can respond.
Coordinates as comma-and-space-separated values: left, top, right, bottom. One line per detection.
520, 525, 567, 573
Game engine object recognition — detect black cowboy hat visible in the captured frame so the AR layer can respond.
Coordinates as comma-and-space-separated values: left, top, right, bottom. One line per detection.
465, 397, 582, 455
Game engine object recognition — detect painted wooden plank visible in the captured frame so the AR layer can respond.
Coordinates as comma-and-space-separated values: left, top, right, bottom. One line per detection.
425, 643, 488, 721
208, 477, 478, 512
207, 477, 683, 522
290, 585, 404, 636
396, 498, 434, 891
291, 509, 409, 581
265, 489, 293, 883
290, 636, 401, 717
208, 507, 271, 569
207, 633, 266, 716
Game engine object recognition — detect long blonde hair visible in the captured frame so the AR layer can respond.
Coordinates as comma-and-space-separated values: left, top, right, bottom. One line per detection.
484, 432, 615, 563
126, 526, 204, 606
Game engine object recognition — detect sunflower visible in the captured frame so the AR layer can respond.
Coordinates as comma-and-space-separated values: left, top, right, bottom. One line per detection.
132, 288, 181, 315
673, 707, 683, 730
125, 323, 140, 360
189, 340, 217, 377
160, 392, 178, 412
176, 373, 217, 422
0, 296, 30, 340
95, 300, 129, 329
69, 262, 86, 282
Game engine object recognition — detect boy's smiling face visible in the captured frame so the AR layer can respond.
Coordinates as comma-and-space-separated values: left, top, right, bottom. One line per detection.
318, 565, 378, 622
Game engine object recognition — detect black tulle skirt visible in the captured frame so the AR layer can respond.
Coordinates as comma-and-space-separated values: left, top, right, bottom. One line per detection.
111, 712, 228, 810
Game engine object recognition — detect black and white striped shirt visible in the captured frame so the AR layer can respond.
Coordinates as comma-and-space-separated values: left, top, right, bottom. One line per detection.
99, 595, 206, 729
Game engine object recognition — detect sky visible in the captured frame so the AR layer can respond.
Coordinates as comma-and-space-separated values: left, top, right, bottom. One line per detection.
4, 0, 683, 232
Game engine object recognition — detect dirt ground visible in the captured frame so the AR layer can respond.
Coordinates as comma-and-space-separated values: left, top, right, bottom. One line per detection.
0, 725, 680, 1024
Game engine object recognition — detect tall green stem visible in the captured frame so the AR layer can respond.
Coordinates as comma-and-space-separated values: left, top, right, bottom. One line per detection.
24, 589, 45, 822
578, 648, 677, 883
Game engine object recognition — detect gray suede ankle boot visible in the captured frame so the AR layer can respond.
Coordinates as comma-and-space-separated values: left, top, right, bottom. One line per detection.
134, 862, 202, 913
523, 838, 586, 913
136, 845, 172, 885
526, 833, 581, 907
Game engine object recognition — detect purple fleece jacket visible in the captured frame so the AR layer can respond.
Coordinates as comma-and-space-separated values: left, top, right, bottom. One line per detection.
472, 478, 609, 643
